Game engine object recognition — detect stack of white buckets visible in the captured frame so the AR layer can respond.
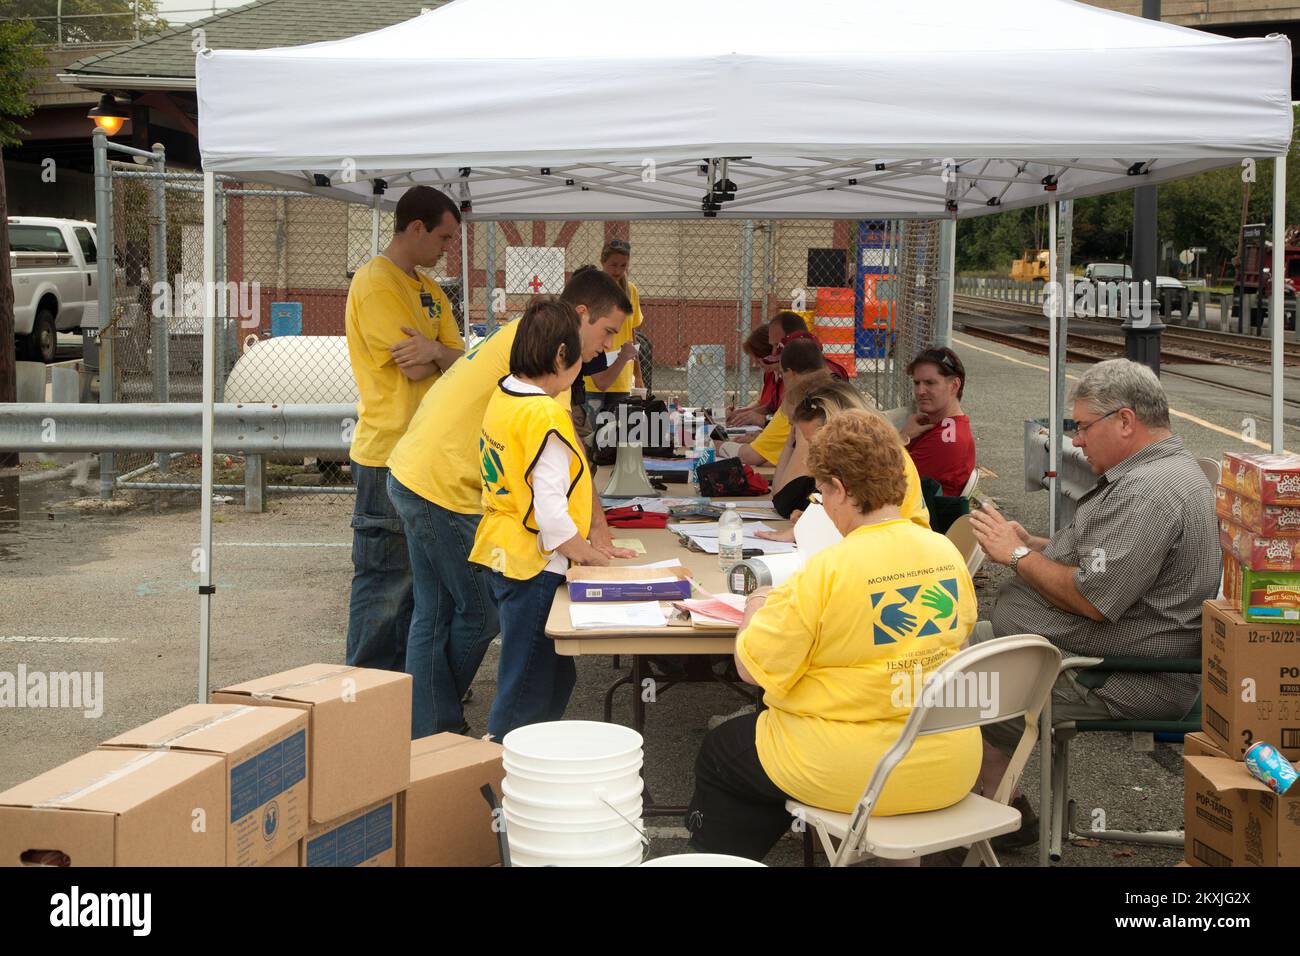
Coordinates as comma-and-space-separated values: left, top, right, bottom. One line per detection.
500, 721, 645, 867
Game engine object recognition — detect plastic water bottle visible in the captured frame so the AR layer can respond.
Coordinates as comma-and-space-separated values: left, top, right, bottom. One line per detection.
689, 414, 714, 490
718, 503, 745, 570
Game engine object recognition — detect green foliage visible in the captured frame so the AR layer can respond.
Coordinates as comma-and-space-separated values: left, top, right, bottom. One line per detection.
957, 105, 1300, 280
10, 1, 168, 45
0, 17, 44, 147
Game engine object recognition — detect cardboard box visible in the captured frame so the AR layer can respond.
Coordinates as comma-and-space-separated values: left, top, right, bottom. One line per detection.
399, 734, 505, 867
1184, 731, 1230, 760
1183, 755, 1300, 867
1219, 517, 1300, 571
101, 703, 308, 867
566, 565, 693, 602
0, 749, 226, 866
212, 664, 411, 824
302, 795, 397, 867
264, 843, 300, 867
1216, 484, 1300, 536
1201, 600, 1300, 761
1222, 452, 1300, 505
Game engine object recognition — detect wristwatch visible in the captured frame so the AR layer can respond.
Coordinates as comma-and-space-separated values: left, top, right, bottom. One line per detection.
1009, 545, 1031, 573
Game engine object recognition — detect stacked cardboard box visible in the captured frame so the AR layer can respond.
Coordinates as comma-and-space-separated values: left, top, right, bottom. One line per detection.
1186, 595, 1300, 866
0, 663, 510, 868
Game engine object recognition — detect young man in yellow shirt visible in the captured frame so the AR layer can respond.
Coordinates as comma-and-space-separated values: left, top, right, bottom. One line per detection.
345, 186, 465, 673
386, 268, 634, 737
582, 238, 644, 424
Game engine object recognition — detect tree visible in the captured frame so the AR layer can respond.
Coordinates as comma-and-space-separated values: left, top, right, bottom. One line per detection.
11, 1, 168, 45
0, 16, 45, 469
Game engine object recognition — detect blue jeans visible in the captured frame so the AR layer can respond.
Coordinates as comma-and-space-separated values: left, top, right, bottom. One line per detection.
346, 462, 412, 673
487, 569, 575, 741
388, 475, 500, 738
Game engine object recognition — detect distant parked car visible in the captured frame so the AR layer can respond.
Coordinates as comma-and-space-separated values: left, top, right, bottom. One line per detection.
8, 217, 99, 362
1083, 262, 1132, 283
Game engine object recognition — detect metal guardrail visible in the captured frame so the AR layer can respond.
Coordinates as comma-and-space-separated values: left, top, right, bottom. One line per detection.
0, 402, 356, 456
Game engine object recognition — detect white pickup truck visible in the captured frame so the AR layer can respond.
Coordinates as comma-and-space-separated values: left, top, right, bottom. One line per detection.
9, 216, 100, 363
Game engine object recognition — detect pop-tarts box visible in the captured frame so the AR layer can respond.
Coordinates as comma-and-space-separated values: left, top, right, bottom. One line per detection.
566, 565, 692, 602
302, 795, 398, 867
101, 703, 308, 867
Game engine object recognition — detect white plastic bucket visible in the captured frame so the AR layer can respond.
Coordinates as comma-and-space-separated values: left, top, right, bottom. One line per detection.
508, 830, 644, 868
500, 777, 642, 814
503, 750, 643, 781
502, 721, 642, 771
640, 853, 766, 867
502, 792, 642, 827
504, 767, 642, 804
505, 814, 643, 853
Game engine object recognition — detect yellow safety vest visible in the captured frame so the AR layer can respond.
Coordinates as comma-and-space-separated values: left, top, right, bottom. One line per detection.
469, 380, 593, 580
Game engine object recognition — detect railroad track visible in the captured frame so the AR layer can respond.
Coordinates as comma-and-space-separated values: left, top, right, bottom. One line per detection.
953, 302, 1300, 409
953, 293, 1299, 367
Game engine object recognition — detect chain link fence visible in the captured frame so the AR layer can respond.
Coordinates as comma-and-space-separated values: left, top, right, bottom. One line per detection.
100, 159, 943, 505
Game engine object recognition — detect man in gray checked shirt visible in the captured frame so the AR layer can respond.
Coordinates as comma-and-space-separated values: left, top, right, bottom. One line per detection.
967, 358, 1218, 848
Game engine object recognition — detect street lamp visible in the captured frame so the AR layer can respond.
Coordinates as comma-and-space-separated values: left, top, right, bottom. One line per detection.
87, 94, 129, 136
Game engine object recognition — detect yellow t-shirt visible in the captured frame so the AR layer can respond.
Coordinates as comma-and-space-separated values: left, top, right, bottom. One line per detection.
386, 318, 571, 514
750, 408, 791, 465
468, 383, 593, 580
736, 518, 981, 814
584, 280, 643, 394
345, 256, 464, 467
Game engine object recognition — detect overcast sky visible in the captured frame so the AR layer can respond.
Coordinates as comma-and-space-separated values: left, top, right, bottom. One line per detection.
155, 0, 249, 25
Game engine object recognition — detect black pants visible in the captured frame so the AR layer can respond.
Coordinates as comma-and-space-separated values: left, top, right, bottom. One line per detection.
686, 711, 794, 861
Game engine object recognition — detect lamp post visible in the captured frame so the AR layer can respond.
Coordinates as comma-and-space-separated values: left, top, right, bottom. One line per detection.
1126, 0, 1163, 375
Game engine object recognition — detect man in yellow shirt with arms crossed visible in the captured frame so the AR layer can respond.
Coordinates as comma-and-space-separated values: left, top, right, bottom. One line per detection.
345, 186, 465, 673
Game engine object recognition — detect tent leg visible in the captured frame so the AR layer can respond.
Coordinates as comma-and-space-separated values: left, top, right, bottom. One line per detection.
460, 218, 471, 340
1047, 201, 1059, 534
1273, 155, 1287, 453
199, 170, 217, 704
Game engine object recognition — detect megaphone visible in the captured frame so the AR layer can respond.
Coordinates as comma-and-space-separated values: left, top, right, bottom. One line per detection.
598, 410, 659, 499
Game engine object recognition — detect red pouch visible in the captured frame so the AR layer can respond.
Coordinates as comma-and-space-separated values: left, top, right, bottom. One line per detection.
604, 505, 669, 528
743, 466, 770, 496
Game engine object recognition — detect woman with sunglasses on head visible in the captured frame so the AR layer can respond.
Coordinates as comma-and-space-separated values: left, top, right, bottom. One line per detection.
756, 379, 932, 542
582, 239, 644, 424
899, 347, 976, 497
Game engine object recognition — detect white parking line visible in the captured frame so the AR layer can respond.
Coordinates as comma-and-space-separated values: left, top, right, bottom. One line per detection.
0, 636, 126, 644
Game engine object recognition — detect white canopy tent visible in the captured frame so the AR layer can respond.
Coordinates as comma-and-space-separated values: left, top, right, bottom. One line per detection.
193, 0, 1292, 698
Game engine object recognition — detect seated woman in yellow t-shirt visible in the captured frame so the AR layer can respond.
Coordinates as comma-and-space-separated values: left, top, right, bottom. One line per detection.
467, 298, 609, 741
685, 410, 981, 862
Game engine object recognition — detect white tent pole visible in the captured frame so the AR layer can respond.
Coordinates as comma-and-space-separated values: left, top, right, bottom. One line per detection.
370, 205, 380, 257
198, 170, 217, 703
460, 217, 471, 339
1047, 200, 1059, 534
1272, 154, 1287, 453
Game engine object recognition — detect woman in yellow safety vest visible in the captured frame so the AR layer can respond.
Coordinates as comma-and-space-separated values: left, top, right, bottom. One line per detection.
469, 297, 609, 740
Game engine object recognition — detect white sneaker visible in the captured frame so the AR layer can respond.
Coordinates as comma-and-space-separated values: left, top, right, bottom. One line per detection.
707, 704, 756, 731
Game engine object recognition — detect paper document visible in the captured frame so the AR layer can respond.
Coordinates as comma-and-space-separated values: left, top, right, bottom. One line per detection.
668, 521, 774, 538
569, 602, 668, 630
690, 535, 796, 555
612, 538, 647, 555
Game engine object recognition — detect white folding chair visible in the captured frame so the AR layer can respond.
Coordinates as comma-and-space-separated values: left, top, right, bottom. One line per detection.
788, 634, 1061, 867
944, 513, 986, 577
960, 467, 980, 498
1196, 457, 1221, 486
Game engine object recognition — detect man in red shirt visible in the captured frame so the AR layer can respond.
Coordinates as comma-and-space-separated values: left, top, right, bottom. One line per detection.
898, 347, 976, 496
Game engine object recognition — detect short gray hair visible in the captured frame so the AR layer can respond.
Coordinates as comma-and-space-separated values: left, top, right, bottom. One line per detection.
1069, 359, 1169, 429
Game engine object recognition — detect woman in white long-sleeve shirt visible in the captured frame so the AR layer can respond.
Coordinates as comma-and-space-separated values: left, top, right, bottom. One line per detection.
469, 298, 609, 740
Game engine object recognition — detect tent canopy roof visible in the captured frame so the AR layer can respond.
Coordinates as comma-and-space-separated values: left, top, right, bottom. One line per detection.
195, 0, 1293, 220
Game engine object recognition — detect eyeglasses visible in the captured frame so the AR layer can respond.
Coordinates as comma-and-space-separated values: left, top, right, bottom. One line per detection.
919, 350, 958, 375
607, 239, 631, 253
1065, 408, 1122, 436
